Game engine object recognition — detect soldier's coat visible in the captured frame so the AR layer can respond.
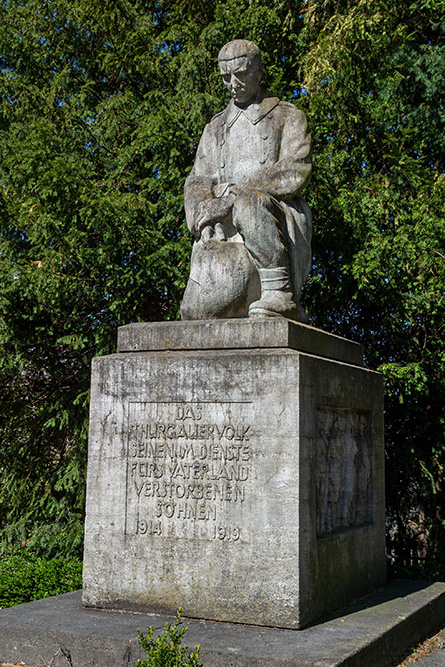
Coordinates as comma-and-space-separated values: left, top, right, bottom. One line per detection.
184, 89, 312, 295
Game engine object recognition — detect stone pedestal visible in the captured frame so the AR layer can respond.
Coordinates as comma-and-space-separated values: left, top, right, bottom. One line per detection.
82, 319, 385, 629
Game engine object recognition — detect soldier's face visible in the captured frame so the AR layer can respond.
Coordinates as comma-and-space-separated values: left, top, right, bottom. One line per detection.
219, 56, 262, 106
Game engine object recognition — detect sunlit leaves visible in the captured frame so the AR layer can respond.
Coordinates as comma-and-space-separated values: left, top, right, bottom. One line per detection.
0, 0, 444, 568
300, 0, 445, 568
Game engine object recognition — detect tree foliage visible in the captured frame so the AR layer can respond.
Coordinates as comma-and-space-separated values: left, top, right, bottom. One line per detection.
298, 0, 445, 572
0, 0, 444, 568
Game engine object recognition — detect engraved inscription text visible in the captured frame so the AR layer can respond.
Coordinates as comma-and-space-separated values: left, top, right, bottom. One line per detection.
125, 402, 252, 542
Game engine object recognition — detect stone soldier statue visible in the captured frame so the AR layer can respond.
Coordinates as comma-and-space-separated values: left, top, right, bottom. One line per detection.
181, 39, 312, 320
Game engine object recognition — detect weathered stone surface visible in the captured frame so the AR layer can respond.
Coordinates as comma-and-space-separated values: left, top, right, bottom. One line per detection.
2, 581, 445, 667
83, 320, 385, 629
182, 40, 312, 320
180, 239, 260, 319
117, 318, 364, 366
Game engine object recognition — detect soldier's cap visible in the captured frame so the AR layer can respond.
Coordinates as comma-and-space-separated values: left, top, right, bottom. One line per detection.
218, 40, 262, 67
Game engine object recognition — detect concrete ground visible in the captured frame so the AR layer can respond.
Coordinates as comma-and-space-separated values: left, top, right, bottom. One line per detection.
3, 628, 441, 667
412, 653, 445, 666
4, 628, 444, 667
396, 626, 445, 666
0, 579, 445, 667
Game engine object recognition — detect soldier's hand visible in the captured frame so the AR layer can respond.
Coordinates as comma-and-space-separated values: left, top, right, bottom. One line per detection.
196, 196, 234, 233
201, 222, 226, 242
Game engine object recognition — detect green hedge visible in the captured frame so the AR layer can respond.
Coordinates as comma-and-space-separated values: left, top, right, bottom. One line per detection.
0, 551, 82, 608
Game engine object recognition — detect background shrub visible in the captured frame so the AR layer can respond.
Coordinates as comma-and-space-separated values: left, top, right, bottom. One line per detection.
0, 550, 82, 608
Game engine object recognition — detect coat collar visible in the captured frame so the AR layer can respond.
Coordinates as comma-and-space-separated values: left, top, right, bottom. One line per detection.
224, 89, 280, 127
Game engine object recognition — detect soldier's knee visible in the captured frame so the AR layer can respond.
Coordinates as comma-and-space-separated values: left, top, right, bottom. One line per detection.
232, 189, 271, 232
233, 188, 268, 213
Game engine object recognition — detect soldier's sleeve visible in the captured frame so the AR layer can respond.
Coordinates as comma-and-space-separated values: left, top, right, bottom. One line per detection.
248, 106, 312, 199
184, 122, 219, 235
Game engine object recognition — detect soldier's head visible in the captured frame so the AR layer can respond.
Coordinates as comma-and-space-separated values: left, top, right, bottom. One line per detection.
218, 40, 263, 107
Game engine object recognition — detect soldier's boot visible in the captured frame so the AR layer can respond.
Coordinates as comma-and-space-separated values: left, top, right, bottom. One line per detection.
248, 267, 303, 320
